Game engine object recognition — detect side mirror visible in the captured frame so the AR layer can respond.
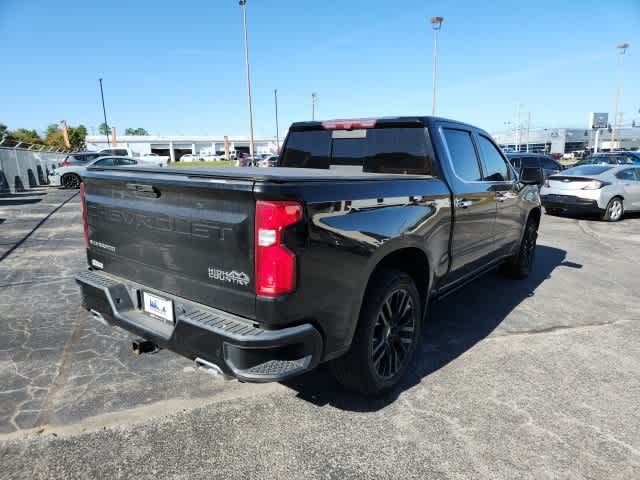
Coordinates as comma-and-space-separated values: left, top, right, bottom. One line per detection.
520, 166, 544, 186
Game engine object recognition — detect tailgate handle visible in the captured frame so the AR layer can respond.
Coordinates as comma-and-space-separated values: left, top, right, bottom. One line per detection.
126, 183, 160, 198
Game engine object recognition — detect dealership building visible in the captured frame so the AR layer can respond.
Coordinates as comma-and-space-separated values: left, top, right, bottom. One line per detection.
491, 126, 640, 155
85, 135, 279, 161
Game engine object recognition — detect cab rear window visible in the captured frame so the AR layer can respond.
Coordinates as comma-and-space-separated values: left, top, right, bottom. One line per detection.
280, 128, 434, 175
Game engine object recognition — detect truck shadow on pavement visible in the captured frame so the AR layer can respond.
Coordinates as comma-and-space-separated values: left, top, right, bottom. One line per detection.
284, 244, 570, 411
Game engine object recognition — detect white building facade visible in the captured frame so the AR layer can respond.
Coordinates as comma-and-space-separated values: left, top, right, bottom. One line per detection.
492, 127, 640, 154
85, 135, 279, 162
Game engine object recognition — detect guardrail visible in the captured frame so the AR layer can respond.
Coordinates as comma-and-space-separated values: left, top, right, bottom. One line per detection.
0, 146, 67, 194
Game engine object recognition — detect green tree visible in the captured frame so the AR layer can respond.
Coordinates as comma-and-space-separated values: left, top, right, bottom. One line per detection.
98, 122, 110, 135
124, 127, 149, 136
45, 123, 88, 150
0, 123, 7, 139
10, 128, 43, 145
68, 124, 88, 150
45, 124, 65, 149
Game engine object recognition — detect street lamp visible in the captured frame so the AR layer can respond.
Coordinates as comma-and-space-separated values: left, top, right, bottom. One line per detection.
274, 89, 280, 152
430, 16, 444, 116
98, 78, 110, 145
611, 42, 629, 148
239, 0, 255, 159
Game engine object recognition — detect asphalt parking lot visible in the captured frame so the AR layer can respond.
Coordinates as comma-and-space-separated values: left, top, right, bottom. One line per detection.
1, 188, 639, 479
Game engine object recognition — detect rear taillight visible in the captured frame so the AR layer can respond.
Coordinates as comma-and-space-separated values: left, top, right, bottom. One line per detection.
79, 182, 89, 249
582, 180, 609, 190
255, 200, 302, 297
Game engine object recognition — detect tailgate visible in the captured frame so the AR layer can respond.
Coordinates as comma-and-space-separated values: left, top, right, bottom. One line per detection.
547, 176, 596, 191
83, 171, 256, 319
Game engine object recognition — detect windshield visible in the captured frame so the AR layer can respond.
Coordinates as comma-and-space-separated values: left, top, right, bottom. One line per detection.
559, 165, 613, 176
280, 128, 434, 175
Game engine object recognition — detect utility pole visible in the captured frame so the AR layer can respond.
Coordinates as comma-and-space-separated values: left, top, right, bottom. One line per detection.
430, 16, 444, 116
311, 92, 317, 121
611, 42, 629, 149
239, 0, 255, 159
526, 112, 531, 153
274, 89, 280, 152
99, 78, 110, 145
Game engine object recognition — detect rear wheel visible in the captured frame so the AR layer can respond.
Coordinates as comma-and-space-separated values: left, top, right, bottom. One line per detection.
503, 216, 538, 279
602, 197, 623, 222
62, 173, 81, 189
331, 270, 421, 396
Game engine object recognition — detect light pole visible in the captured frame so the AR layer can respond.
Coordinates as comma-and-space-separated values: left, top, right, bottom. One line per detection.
311, 92, 317, 120
611, 42, 629, 149
430, 16, 444, 116
239, 0, 255, 159
98, 78, 110, 145
274, 89, 280, 152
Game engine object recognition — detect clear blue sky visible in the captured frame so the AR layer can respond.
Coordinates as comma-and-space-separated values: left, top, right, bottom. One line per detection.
1, 0, 638, 138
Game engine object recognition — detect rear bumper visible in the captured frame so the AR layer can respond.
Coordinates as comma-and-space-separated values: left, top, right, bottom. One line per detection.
75, 270, 323, 382
48, 174, 61, 186
541, 195, 603, 214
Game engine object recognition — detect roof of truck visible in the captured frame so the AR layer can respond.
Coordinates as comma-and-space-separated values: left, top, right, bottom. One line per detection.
289, 116, 478, 131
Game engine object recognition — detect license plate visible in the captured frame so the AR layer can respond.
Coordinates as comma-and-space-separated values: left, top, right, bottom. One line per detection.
142, 292, 174, 323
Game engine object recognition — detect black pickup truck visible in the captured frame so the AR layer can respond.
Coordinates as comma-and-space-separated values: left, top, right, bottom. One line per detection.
76, 117, 543, 395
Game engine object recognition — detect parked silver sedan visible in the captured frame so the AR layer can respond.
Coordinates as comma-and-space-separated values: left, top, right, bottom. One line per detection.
540, 164, 640, 222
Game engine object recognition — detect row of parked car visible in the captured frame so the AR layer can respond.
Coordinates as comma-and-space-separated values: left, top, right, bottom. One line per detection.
517, 151, 640, 222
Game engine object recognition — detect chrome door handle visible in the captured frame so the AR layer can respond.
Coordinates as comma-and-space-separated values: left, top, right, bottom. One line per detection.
455, 199, 473, 208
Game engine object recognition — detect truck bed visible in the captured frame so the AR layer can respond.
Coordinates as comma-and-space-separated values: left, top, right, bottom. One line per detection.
86, 166, 432, 183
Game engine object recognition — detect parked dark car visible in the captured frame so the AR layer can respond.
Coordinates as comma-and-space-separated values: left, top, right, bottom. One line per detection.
76, 116, 542, 396
506, 152, 563, 182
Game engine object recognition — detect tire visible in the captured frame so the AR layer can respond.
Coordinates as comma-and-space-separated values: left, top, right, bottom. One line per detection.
602, 197, 624, 222
331, 270, 422, 396
62, 173, 81, 189
503, 216, 538, 279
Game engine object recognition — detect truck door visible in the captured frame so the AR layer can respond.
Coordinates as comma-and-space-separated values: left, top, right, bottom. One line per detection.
475, 133, 522, 255
439, 126, 497, 283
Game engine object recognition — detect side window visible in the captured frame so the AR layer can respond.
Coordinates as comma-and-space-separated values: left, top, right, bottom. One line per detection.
116, 158, 137, 165
522, 157, 539, 168
477, 135, 510, 181
616, 169, 636, 181
541, 157, 559, 170
442, 128, 482, 182
93, 158, 115, 167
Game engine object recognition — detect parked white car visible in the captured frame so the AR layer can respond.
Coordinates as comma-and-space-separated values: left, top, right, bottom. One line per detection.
541, 164, 640, 222
96, 148, 169, 167
179, 154, 203, 162
49, 156, 141, 189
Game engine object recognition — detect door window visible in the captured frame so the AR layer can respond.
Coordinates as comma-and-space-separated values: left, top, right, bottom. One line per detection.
477, 135, 511, 181
541, 157, 560, 170
93, 158, 116, 167
116, 158, 137, 165
616, 169, 638, 181
442, 129, 482, 181
522, 157, 539, 168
